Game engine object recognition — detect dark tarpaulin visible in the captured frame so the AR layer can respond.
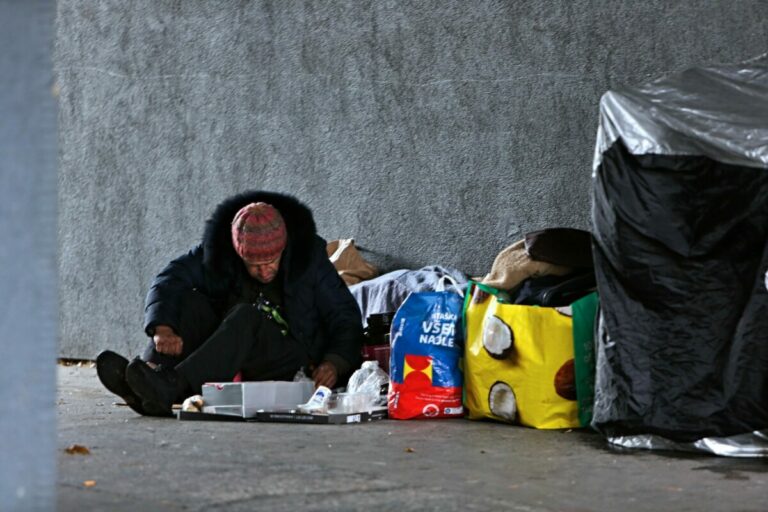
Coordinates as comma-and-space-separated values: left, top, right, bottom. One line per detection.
591, 56, 768, 444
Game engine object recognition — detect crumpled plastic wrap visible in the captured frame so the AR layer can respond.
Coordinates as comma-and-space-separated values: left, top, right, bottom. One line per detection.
607, 430, 768, 458
594, 53, 768, 173
347, 360, 389, 397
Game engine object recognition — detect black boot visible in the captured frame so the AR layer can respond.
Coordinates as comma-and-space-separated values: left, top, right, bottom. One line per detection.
95, 350, 147, 416
125, 359, 182, 418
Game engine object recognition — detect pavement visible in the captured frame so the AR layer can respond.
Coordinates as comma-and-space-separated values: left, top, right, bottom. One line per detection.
57, 364, 768, 512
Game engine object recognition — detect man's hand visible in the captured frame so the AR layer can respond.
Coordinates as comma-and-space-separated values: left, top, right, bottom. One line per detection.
153, 325, 183, 356
312, 361, 338, 389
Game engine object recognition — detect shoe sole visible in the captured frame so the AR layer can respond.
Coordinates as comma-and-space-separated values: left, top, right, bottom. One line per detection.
125, 360, 175, 418
95, 350, 147, 416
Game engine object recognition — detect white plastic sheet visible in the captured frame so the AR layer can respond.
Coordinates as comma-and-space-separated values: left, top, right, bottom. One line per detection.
594, 53, 768, 173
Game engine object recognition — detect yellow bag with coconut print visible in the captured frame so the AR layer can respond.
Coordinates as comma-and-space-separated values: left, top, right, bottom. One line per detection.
463, 281, 582, 429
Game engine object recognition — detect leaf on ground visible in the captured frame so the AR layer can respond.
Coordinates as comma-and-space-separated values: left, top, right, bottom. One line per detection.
65, 444, 91, 455
83, 480, 96, 488
405, 447, 415, 453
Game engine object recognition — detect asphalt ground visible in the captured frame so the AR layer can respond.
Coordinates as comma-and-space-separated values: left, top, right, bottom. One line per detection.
57, 364, 768, 511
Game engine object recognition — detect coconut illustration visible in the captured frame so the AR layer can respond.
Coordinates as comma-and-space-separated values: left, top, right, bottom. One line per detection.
554, 359, 577, 401
482, 315, 514, 359
488, 381, 517, 421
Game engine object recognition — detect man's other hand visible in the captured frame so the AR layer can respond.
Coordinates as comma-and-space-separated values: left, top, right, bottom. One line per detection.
153, 325, 183, 356
312, 361, 338, 388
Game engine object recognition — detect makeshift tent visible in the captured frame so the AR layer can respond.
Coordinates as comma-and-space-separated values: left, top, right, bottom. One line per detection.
591, 55, 768, 456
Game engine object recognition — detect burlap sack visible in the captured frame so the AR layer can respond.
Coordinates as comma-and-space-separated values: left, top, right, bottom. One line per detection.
326, 239, 378, 285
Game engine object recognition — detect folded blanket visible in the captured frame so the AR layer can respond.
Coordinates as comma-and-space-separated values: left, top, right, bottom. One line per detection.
481, 240, 572, 291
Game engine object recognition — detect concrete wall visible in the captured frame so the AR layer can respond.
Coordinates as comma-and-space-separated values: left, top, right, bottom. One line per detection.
0, 0, 58, 509
56, 0, 768, 358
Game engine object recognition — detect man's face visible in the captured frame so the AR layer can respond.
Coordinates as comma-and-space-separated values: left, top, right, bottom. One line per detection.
243, 252, 282, 283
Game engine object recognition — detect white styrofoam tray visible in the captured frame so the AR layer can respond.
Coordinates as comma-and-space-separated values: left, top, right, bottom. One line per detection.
201, 381, 314, 418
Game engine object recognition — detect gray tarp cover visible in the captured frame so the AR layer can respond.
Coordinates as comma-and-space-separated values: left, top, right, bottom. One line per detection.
350, 266, 468, 325
591, 56, 768, 457
594, 53, 768, 172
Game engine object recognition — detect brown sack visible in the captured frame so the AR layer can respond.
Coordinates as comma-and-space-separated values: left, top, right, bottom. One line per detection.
481, 240, 572, 291
326, 239, 379, 285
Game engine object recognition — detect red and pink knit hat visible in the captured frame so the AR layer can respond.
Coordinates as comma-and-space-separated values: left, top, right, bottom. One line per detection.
231, 202, 287, 263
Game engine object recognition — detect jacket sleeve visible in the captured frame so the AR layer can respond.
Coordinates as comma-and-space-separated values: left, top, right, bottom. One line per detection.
143, 245, 208, 337
312, 243, 364, 376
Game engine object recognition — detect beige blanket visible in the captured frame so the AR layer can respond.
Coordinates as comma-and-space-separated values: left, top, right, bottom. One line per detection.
481, 239, 572, 290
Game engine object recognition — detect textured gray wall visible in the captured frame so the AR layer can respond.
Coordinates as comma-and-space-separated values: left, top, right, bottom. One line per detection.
0, 0, 58, 509
56, 0, 768, 359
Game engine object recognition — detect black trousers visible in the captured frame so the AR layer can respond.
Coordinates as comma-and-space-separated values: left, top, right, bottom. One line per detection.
142, 290, 309, 393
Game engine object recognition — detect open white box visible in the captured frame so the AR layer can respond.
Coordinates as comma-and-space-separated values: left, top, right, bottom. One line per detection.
201, 381, 314, 418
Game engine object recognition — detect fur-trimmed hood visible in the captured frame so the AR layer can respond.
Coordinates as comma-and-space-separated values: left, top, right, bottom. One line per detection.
201, 191, 317, 277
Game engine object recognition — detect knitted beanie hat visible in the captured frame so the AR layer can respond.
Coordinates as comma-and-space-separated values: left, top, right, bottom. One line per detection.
231, 202, 288, 263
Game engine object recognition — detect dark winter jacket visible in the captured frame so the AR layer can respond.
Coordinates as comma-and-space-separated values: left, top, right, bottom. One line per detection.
143, 191, 363, 376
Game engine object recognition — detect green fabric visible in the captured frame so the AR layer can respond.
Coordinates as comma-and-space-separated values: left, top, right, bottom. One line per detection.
255, 301, 289, 336
571, 292, 599, 427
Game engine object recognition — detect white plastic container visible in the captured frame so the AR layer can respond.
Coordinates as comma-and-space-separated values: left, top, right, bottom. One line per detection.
201, 381, 314, 418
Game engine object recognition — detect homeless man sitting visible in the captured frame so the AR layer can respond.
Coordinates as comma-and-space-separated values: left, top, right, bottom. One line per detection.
96, 191, 364, 417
